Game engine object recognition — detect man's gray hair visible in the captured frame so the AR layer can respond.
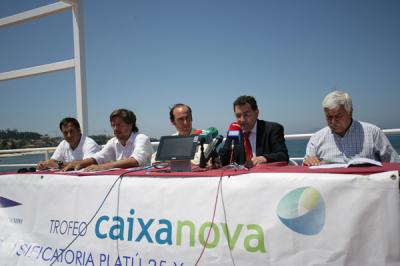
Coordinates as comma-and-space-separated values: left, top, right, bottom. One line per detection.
322, 91, 352, 113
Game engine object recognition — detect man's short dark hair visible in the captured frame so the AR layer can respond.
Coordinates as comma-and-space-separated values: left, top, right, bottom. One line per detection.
59, 117, 80, 131
110, 108, 138, 132
169, 103, 192, 122
233, 95, 258, 111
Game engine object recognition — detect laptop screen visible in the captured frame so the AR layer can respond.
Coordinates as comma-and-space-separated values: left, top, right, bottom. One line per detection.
155, 135, 198, 161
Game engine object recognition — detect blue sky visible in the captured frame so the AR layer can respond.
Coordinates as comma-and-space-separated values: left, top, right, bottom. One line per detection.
0, 0, 399, 138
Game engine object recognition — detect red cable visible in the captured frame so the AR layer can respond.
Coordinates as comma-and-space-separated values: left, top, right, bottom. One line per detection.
194, 170, 224, 265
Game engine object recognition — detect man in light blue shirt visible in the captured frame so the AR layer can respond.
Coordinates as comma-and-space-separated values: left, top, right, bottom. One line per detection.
304, 91, 400, 166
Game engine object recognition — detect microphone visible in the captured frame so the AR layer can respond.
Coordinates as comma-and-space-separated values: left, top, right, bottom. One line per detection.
204, 135, 224, 161
192, 129, 203, 135
227, 122, 242, 144
226, 122, 243, 165
196, 127, 219, 168
193, 127, 219, 144
228, 122, 241, 130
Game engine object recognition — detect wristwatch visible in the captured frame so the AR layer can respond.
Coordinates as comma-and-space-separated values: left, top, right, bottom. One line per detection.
57, 161, 64, 169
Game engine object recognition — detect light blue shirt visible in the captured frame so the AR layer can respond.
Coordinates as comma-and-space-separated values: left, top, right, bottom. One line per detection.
305, 120, 400, 163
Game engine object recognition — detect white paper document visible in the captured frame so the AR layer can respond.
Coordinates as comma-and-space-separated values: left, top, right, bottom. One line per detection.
309, 158, 382, 169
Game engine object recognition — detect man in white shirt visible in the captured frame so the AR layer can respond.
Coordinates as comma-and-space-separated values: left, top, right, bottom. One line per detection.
169, 103, 204, 165
64, 109, 153, 171
169, 103, 196, 136
36, 118, 101, 170
152, 103, 203, 164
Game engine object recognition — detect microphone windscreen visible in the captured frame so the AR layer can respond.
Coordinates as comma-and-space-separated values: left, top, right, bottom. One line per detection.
227, 122, 242, 143
192, 129, 203, 135
204, 127, 218, 138
228, 122, 241, 131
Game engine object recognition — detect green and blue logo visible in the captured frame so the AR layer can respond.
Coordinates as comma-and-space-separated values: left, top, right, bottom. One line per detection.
277, 187, 325, 235
94, 208, 266, 253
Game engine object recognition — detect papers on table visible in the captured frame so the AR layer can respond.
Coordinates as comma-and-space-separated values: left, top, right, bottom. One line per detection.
309, 158, 382, 169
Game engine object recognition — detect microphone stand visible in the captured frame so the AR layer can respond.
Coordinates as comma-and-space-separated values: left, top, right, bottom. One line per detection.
229, 141, 235, 165
199, 139, 206, 168
210, 150, 219, 169
226, 140, 248, 170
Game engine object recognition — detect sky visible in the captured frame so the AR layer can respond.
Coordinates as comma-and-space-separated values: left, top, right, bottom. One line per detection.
0, 0, 399, 139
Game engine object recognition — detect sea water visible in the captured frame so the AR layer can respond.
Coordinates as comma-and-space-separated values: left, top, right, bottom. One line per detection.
1, 136, 400, 173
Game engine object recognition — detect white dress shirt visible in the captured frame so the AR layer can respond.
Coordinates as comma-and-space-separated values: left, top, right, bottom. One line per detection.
92, 132, 153, 166
51, 136, 101, 162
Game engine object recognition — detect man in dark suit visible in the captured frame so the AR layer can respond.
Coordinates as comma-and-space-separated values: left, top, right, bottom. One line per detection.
219, 95, 289, 167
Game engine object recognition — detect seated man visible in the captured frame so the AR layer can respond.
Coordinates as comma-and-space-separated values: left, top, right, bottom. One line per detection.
64, 109, 153, 171
304, 91, 400, 166
152, 103, 204, 165
37, 117, 100, 170
219, 95, 289, 167
170, 103, 196, 136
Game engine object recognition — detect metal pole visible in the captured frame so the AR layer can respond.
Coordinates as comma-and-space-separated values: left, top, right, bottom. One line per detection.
71, 0, 89, 136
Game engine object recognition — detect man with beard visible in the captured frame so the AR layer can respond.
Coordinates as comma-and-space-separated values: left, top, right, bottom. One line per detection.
64, 109, 153, 171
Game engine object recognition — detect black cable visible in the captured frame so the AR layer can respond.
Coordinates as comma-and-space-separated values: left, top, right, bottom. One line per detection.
49, 167, 151, 266
116, 174, 123, 259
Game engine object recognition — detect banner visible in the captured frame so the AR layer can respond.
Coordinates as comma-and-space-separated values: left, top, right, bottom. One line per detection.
0, 171, 399, 266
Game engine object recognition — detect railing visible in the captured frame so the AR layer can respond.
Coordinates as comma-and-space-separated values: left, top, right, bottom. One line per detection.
1, 128, 399, 169
0, 0, 88, 135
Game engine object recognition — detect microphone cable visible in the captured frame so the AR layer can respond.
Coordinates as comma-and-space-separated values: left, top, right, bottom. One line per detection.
220, 174, 236, 266
194, 169, 238, 265
113, 166, 154, 258
116, 171, 123, 259
49, 166, 151, 266
194, 169, 224, 266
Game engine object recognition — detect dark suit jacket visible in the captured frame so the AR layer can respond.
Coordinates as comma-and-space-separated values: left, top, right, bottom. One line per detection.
219, 119, 289, 165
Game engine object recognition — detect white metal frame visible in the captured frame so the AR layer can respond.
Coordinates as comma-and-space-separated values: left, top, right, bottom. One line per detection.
0, 0, 88, 135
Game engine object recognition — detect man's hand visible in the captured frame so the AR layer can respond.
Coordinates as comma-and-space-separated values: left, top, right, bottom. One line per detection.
245, 156, 267, 168
63, 161, 83, 171
36, 160, 57, 170
84, 164, 110, 172
252, 156, 267, 165
303, 156, 322, 166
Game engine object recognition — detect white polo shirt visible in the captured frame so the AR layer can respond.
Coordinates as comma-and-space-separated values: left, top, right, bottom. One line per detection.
51, 136, 101, 162
92, 132, 153, 166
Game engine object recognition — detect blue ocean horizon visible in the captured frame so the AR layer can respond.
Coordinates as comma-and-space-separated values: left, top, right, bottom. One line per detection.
1, 135, 400, 173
